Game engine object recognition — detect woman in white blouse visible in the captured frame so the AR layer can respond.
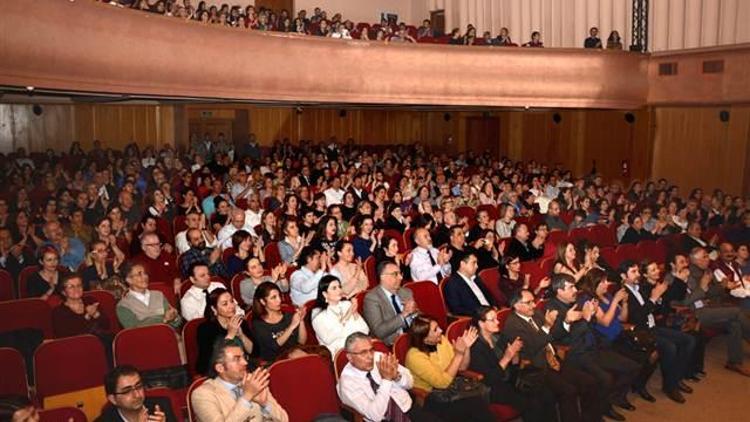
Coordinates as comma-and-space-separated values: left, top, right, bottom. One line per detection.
311, 275, 370, 355
329, 241, 369, 299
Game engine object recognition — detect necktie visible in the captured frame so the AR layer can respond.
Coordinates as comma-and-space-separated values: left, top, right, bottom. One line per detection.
232, 385, 243, 400
366, 372, 411, 422
528, 317, 560, 371
426, 249, 443, 280
202, 288, 210, 315
390, 294, 402, 315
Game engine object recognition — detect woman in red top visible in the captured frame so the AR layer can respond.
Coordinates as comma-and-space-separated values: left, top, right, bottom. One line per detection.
52, 274, 111, 339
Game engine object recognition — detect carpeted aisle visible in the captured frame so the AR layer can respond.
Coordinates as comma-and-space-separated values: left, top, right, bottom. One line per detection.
622, 336, 750, 422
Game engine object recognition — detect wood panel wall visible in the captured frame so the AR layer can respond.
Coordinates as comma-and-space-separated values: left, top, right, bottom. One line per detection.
651, 106, 750, 196
0, 104, 176, 154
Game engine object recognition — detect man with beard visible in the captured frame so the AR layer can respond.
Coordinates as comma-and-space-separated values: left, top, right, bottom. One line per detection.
179, 228, 229, 279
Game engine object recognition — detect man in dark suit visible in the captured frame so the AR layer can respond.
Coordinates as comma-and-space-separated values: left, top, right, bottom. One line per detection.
544, 274, 640, 421
444, 252, 496, 316
97, 365, 176, 422
363, 260, 418, 345
503, 289, 601, 422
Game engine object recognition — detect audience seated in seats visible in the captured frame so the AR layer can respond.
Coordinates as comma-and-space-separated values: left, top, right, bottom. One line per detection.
495, 204, 516, 238
675, 247, 750, 376
584, 27, 603, 48
503, 289, 602, 422
607, 31, 624, 50
713, 242, 750, 308
351, 215, 378, 261
506, 223, 541, 262
545, 199, 569, 231
404, 315, 494, 422
552, 241, 590, 283
217, 209, 253, 251
499, 253, 551, 306
26, 246, 68, 299
191, 340, 288, 422
443, 252, 496, 316
251, 281, 308, 362
620, 214, 659, 245
179, 228, 229, 280
683, 221, 718, 258
0, 227, 35, 282
473, 229, 501, 270
278, 219, 308, 266
410, 228, 452, 284
97, 365, 175, 422
338, 332, 440, 422
175, 211, 217, 255
619, 261, 696, 403
181, 262, 238, 321
374, 235, 412, 281
116, 262, 182, 330
446, 224, 472, 271
196, 288, 253, 376
363, 261, 418, 345
311, 275, 370, 355
544, 274, 641, 421
225, 230, 257, 278
578, 268, 660, 403
132, 233, 181, 296
289, 246, 330, 306
42, 221, 86, 271
469, 306, 558, 422
310, 215, 340, 256
329, 241, 369, 299
522, 31, 544, 47
81, 239, 123, 291
239, 257, 288, 308
53, 273, 112, 339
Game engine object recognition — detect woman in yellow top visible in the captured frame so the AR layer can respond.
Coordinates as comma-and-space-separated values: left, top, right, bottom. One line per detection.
404, 316, 494, 422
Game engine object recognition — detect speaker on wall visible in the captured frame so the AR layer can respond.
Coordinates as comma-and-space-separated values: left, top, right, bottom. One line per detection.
719, 110, 730, 123
624, 112, 636, 124
339, 109, 347, 118
552, 113, 562, 124
32, 104, 43, 116
443, 113, 452, 122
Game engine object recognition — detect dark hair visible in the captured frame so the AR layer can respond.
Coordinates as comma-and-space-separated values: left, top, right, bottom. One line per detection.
207, 337, 240, 378
334, 240, 352, 263
0, 395, 33, 420
470, 305, 495, 329
408, 315, 437, 353
297, 245, 320, 267
36, 245, 59, 263
551, 273, 575, 295
252, 281, 281, 319
508, 289, 532, 307
204, 287, 231, 320
314, 275, 342, 311
60, 272, 83, 292
376, 259, 398, 280
315, 215, 339, 241
618, 259, 638, 277
231, 229, 252, 251
120, 261, 141, 282
189, 261, 209, 278
579, 268, 608, 297
104, 365, 141, 395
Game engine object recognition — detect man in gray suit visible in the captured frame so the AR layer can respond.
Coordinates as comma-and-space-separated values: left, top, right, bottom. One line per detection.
363, 260, 419, 345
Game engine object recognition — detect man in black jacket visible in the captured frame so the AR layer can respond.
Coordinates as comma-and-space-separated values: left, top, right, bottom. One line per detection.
503, 289, 601, 422
443, 252, 495, 316
97, 365, 176, 422
544, 274, 640, 421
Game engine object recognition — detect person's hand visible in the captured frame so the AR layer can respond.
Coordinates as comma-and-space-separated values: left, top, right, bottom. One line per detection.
242, 367, 271, 403
565, 306, 583, 324
699, 272, 712, 291
614, 288, 629, 303
291, 307, 305, 328
676, 268, 690, 281
209, 247, 221, 264
651, 281, 668, 300
226, 313, 243, 338
145, 404, 165, 422
437, 248, 451, 265
544, 309, 558, 328
271, 263, 285, 281
377, 353, 397, 381
404, 252, 413, 265
453, 326, 478, 354
401, 299, 418, 317
163, 306, 178, 323
582, 300, 597, 321
9, 244, 23, 258
537, 276, 551, 290
502, 337, 523, 360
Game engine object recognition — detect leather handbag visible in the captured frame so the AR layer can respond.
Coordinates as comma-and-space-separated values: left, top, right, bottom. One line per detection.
429, 375, 490, 403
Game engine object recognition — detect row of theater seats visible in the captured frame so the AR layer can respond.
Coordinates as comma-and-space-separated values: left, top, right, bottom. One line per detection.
0, 221, 730, 420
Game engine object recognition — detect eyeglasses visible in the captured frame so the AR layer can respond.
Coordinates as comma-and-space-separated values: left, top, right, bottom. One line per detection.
113, 382, 144, 396
383, 271, 402, 277
348, 348, 375, 356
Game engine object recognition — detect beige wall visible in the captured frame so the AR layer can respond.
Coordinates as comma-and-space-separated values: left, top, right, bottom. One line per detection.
412, 0, 750, 51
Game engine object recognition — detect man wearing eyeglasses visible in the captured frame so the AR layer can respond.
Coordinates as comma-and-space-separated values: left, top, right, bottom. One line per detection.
338, 332, 440, 422
98, 365, 175, 422
133, 233, 181, 295
363, 261, 419, 345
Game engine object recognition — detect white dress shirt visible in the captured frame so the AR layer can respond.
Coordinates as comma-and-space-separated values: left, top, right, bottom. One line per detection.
409, 246, 451, 284
338, 352, 414, 422
244, 209, 264, 232
217, 222, 257, 250
456, 271, 490, 306
180, 282, 245, 321
290, 266, 327, 306
324, 187, 345, 206
311, 301, 370, 355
